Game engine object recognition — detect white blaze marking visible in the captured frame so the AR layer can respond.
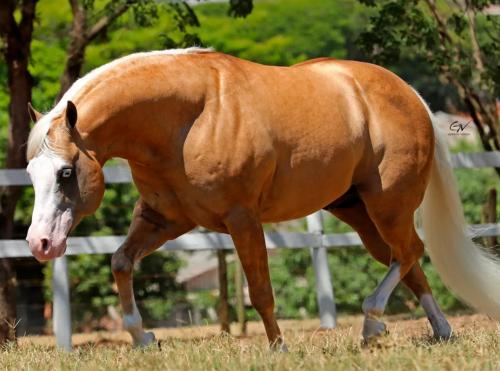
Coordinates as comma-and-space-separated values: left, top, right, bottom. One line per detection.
26, 152, 74, 252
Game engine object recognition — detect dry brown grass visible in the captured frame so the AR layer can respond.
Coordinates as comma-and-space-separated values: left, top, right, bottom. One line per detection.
3, 314, 500, 370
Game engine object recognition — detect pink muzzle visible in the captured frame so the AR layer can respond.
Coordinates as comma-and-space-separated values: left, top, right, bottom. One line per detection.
26, 231, 68, 261
26, 210, 72, 261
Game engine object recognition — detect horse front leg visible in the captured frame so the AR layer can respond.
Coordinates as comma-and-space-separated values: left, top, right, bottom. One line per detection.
111, 199, 194, 347
224, 207, 287, 352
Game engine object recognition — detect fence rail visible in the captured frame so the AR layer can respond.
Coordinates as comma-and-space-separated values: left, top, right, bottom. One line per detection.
1, 223, 499, 258
1, 149, 499, 350
1, 151, 500, 187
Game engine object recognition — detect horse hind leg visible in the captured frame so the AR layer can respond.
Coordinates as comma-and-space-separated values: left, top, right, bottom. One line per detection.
360, 183, 453, 341
326, 190, 451, 340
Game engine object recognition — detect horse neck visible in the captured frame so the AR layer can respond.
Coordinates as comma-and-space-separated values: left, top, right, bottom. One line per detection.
74, 57, 207, 166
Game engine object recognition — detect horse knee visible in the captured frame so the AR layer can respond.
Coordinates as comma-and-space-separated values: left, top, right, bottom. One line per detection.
111, 251, 133, 277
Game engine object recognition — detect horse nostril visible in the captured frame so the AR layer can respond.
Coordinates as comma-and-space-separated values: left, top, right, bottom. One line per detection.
41, 238, 49, 252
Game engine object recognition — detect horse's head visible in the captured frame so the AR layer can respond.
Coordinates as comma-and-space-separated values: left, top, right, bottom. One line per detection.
25, 101, 105, 261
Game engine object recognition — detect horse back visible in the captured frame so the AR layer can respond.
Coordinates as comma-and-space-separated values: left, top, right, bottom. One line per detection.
161, 53, 434, 224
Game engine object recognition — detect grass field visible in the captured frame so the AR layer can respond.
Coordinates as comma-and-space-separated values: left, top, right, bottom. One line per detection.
2, 314, 500, 370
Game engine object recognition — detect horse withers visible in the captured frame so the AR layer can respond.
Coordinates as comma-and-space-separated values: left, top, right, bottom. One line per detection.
25, 48, 500, 349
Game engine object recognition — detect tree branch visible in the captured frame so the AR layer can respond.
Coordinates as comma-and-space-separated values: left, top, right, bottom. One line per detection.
57, 0, 134, 99
86, 2, 131, 42
69, 0, 85, 20
423, 0, 454, 44
68, 0, 80, 16
464, 0, 485, 74
68, 0, 86, 42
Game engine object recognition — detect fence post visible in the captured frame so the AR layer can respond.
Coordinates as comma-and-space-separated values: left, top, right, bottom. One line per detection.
52, 256, 72, 351
217, 249, 230, 333
234, 254, 247, 335
482, 188, 497, 248
307, 211, 336, 328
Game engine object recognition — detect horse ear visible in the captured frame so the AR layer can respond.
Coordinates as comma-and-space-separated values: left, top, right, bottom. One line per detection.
27, 102, 43, 123
65, 100, 77, 129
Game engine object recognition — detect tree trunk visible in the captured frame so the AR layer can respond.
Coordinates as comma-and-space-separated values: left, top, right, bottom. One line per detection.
0, 260, 16, 343
56, 0, 87, 101
0, 0, 38, 345
56, 0, 133, 101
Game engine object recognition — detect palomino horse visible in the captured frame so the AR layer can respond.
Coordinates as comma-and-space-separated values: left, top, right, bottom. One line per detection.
26, 48, 500, 349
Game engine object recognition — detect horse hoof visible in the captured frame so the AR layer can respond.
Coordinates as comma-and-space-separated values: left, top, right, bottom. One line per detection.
134, 331, 156, 348
362, 317, 387, 342
431, 317, 452, 341
270, 339, 289, 353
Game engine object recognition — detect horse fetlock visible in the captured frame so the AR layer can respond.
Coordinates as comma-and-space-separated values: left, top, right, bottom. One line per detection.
123, 311, 152, 346
362, 295, 384, 318
362, 316, 387, 341
123, 313, 142, 332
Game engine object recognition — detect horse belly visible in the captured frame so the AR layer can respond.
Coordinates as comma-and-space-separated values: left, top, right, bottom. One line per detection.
259, 154, 357, 222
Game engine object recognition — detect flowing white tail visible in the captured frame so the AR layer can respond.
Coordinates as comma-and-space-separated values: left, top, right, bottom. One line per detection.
421, 113, 500, 319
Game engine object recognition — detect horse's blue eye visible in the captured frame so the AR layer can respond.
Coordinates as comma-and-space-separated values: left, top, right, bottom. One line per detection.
60, 168, 72, 179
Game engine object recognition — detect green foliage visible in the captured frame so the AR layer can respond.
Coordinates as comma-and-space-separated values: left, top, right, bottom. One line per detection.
228, 0, 254, 18
270, 250, 317, 318
357, 0, 499, 103
192, 0, 367, 65
162, 2, 203, 48
80, 0, 159, 27
450, 141, 500, 224
134, 252, 186, 324
456, 168, 499, 224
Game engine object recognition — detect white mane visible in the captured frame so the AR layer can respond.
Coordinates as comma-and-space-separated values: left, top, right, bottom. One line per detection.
26, 47, 213, 161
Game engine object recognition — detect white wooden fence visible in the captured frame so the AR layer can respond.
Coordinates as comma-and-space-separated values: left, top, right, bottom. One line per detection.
0, 150, 499, 350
